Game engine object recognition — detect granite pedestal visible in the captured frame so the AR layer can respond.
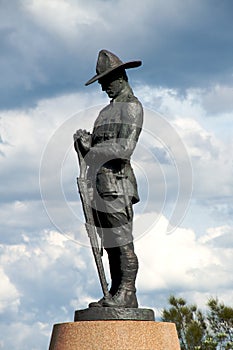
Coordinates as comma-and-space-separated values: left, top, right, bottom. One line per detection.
49, 308, 181, 350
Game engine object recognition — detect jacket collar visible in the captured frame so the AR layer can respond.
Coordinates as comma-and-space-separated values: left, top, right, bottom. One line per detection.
112, 85, 134, 103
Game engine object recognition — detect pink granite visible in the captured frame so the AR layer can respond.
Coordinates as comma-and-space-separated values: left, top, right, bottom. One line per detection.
49, 320, 181, 350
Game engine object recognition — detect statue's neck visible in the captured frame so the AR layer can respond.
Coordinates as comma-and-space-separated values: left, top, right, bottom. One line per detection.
113, 83, 134, 102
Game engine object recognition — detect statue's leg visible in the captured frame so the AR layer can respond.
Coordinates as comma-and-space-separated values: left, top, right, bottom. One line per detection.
89, 195, 139, 308
103, 242, 138, 308
105, 247, 122, 296
88, 247, 121, 308
100, 196, 139, 308
88, 197, 122, 307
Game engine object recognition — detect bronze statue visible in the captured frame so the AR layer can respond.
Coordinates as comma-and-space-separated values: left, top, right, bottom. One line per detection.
74, 49, 143, 308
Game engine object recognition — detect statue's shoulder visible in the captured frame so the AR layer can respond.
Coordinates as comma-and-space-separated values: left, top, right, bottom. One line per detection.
127, 94, 138, 102
123, 93, 141, 104
99, 103, 111, 114
121, 95, 143, 127
126, 94, 143, 111
97, 103, 112, 119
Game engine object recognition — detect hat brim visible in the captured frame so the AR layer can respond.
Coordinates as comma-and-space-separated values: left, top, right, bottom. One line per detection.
85, 60, 142, 86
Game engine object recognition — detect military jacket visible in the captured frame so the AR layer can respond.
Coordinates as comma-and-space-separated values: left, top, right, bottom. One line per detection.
87, 86, 143, 204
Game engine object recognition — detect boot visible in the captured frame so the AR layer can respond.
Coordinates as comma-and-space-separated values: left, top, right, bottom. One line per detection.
103, 243, 139, 308
102, 282, 138, 307
89, 295, 111, 308
89, 247, 122, 307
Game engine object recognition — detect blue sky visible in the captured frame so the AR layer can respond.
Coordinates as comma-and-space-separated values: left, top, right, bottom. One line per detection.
0, 0, 233, 349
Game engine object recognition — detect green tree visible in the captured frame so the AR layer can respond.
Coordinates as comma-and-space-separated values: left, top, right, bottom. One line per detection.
161, 295, 233, 350
161, 295, 210, 349
207, 297, 233, 349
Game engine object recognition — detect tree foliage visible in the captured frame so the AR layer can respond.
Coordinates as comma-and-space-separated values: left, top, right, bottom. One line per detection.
161, 295, 233, 350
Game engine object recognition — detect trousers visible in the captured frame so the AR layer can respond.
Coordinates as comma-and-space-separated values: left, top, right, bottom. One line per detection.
92, 194, 134, 248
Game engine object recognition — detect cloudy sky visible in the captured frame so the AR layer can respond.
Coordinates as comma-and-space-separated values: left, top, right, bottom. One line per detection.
1, 0, 233, 348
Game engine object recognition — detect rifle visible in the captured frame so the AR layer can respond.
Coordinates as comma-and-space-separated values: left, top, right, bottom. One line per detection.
74, 138, 110, 298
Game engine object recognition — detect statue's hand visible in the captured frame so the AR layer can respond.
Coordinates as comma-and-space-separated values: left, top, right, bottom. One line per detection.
73, 129, 87, 142
73, 129, 91, 154
79, 130, 91, 152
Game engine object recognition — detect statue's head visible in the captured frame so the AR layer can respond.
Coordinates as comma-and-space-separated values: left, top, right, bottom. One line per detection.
98, 69, 128, 99
85, 49, 142, 87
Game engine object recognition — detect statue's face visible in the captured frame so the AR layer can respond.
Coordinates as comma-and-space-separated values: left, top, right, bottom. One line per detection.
99, 76, 124, 99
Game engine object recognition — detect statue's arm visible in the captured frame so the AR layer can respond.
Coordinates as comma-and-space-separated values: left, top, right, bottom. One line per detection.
86, 102, 143, 163
117, 102, 143, 158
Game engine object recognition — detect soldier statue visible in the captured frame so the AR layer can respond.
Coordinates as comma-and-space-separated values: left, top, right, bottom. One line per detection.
74, 49, 143, 308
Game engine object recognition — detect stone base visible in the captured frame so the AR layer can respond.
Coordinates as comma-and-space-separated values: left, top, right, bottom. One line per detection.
48, 320, 181, 350
74, 307, 155, 321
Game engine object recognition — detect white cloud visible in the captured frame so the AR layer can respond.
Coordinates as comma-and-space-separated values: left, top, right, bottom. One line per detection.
201, 85, 233, 115
23, 0, 101, 42
170, 117, 233, 200
0, 91, 105, 202
0, 228, 97, 316
1, 0, 233, 110
135, 213, 233, 297
0, 321, 50, 350
138, 85, 233, 200
0, 267, 20, 313
0, 91, 105, 152
199, 225, 233, 245
135, 86, 205, 120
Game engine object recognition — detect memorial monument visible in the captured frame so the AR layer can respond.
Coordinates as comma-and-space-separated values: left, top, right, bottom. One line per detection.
48, 50, 181, 349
